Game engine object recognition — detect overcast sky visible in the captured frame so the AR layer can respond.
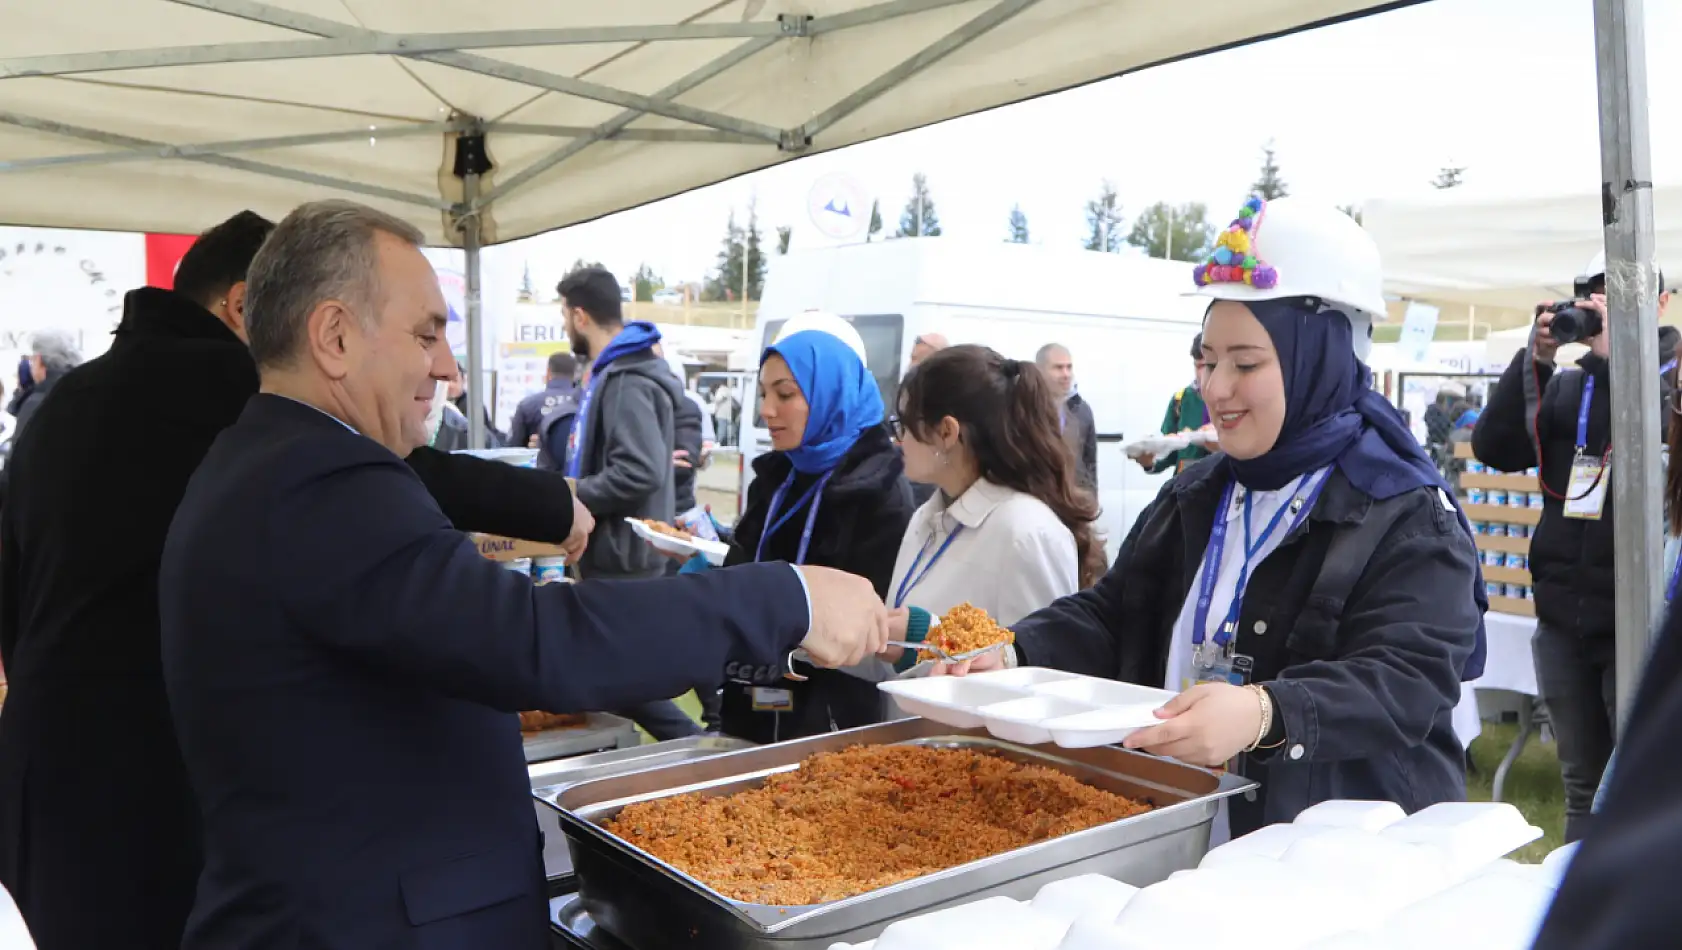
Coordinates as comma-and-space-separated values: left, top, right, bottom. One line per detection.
495, 0, 1680, 293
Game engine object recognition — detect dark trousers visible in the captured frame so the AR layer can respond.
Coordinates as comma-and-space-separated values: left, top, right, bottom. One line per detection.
1533, 623, 1616, 843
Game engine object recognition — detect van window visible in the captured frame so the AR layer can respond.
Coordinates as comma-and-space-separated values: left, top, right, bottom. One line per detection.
753, 314, 904, 428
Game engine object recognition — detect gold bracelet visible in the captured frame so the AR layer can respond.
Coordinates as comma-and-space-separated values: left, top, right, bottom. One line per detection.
1244, 684, 1273, 752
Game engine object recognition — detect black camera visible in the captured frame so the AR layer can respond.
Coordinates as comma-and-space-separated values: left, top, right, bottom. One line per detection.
1542, 276, 1603, 345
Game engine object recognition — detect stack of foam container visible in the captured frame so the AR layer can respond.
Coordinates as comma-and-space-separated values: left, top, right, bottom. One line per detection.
828, 800, 1573, 950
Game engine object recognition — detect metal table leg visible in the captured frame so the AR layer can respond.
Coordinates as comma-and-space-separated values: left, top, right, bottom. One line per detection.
1492, 696, 1535, 803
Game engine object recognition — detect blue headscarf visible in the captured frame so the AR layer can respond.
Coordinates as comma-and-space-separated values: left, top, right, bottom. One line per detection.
1219, 298, 1487, 679
762, 330, 884, 474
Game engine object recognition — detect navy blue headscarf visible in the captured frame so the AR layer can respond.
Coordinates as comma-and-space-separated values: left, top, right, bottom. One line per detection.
762, 330, 884, 474
1220, 297, 1487, 679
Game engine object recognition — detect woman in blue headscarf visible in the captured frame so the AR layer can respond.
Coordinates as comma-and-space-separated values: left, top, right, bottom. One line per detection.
703, 316, 914, 743
945, 198, 1486, 838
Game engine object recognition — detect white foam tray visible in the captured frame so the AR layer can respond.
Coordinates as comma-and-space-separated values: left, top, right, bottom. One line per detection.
625, 516, 730, 566
876, 668, 1173, 748
828, 802, 1567, 950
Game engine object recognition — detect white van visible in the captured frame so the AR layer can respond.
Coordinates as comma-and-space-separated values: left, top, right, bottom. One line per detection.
738, 239, 1209, 558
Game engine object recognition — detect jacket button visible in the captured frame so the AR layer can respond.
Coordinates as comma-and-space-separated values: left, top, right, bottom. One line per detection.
1253, 620, 1268, 635
1289, 744, 1304, 760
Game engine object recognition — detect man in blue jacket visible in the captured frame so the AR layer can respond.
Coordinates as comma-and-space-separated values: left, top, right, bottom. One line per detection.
158, 200, 887, 950
507, 350, 578, 469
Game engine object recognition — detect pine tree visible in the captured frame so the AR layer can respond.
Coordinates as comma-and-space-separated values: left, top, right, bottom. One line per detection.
518, 261, 536, 302
1007, 205, 1030, 244
776, 225, 793, 255
1431, 165, 1466, 189
1084, 181, 1122, 253
704, 211, 745, 302
867, 200, 883, 242
896, 173, 942, 237
1251, 141, 1289, 200
631, 264, 661, 302
744, 198, 767, 300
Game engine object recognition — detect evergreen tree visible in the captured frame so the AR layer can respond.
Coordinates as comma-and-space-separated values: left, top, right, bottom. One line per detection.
1251, 141, 1289, 200
631, 263, 662, 302
704, 212, 744, 302
518, 261, 536, 302
1007, 205, 1030, 243
1125, 201, 1214, 261
744, 199, 767, 300
1083, 180, 1123, 253
896, 173, 942, 237
867, 200, 883, 242
776, 225, 793, 254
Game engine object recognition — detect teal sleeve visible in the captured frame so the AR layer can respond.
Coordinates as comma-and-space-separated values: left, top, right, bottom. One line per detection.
678, 553, 712, 575
893, 607, 933, 673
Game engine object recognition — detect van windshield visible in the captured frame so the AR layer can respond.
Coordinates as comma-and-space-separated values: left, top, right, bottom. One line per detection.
752, 314, 904, 430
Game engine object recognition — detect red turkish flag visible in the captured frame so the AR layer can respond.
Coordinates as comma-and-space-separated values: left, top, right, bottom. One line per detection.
145, 233, 198, 290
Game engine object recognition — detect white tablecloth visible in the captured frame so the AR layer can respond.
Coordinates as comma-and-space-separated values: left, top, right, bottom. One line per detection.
1453, 611, 1540, 748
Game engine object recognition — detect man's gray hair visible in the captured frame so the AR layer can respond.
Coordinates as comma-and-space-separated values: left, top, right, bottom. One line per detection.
31, 329, 82, 374
1035, 342, 1069, 365
244, 199, 426, 369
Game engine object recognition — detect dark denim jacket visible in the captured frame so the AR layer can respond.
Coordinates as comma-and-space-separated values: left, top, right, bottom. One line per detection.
1013, 456, 1479, 835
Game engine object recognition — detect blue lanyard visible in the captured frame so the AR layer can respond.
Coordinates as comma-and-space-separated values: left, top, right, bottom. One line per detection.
1576, 375, 1596, 452
1668, 551, 1682, 604
1192, 470, 1332, 648
1663, 359, 1678, 376
894, 526, 964, 608
754, 470, 833, 565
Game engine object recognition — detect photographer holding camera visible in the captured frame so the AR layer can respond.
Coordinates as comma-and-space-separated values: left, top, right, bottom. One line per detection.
1472, 262, 1671, 843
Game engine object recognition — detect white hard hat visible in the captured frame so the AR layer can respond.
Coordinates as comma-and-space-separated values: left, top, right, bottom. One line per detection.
1580, 250, 1673, 291
771, 309, 869, 364
1190, 196, 1386, 359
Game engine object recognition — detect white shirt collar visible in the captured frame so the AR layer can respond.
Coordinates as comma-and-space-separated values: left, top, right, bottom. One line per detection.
270, 393, 358, 434
935, 478, 1013, 530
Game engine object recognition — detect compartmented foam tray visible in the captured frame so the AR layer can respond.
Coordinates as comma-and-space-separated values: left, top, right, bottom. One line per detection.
624, 516, 730, 566
878, 668, 1175, 748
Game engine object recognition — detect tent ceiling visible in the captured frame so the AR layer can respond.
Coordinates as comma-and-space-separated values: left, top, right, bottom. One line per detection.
1, 0, 1419, 245
1365, 182, 1682, 312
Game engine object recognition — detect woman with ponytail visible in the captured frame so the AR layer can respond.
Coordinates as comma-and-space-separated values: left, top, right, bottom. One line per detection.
880, 344, 1104, 674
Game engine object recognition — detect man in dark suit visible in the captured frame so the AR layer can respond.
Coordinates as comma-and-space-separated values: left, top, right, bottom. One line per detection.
159, 200, 886, 949
0, 210, 588, 950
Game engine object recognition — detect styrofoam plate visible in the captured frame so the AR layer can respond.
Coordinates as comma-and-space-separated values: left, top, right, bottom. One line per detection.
625, 517, 730, 566
980, 696, 1101, 745
876, 677, 1030, 729
1292, 799, 1407, 833
1122, 433, 1192, 459
963, 667, 1084, 690
1031, 677, 1177, 708
1379, 802, 1542, 877
1041, 705, 1164, 748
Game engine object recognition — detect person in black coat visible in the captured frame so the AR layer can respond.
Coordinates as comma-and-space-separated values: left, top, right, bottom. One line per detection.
1471, 284, 1671, 842
0, 210, 580, 950
703, 326, 914, 744
941, 199, 1486, 838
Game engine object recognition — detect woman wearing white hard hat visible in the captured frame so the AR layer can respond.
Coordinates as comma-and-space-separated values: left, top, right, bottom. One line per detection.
945, 197, 1488, 836
661, 310, 915, 743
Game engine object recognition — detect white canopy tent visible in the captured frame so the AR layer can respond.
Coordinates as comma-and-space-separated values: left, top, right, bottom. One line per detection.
1365, 181, 1682, 311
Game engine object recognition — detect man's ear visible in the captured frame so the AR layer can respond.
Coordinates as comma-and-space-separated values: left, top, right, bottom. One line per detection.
224, 281, 250, 340
306, 299, 355, 381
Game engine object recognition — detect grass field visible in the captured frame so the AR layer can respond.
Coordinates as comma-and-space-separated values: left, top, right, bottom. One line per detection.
643, 698, 1566, 860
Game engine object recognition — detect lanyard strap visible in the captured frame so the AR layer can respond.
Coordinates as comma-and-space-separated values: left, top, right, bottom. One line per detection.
564, 375, 603, 479
894, 525, 964, 608
1575, 375, 1596, 452
1193, 470, 1332, 648
755, 471, 833, 565
1669, 550, 1682, 605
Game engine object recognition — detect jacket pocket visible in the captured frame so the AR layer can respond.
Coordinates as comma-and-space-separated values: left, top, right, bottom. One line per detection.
399, 842, 535, 926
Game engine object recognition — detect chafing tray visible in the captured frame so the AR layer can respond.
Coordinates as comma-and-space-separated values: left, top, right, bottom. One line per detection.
523, 712, 640, 763
542, 717, 1254, 949
531, 735, 756, 880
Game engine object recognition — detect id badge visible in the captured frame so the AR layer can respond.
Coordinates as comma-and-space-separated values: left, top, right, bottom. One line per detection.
1183, 646, 1253, 690
751, 687, 794, 712
1564, 454, 1609, 521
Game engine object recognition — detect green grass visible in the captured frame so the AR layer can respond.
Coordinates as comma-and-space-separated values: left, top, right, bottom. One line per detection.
1466, 720, 1566, 863
636, 701, 1567, 862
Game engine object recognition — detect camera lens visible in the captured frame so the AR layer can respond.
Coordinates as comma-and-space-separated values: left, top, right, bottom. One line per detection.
1549, 306, 1603, 346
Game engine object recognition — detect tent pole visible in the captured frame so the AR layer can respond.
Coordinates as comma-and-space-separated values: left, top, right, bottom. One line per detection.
463, 179, 486, 450
1592, 0, 1663, 735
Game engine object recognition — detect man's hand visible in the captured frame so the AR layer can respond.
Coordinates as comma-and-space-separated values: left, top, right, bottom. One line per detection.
1134, 452, 1157, 472
795, 566, 889, 667
527, 433, 540, 449
1532, 304, 1562, 365
562, 494, 594, 562
1586, 293, 1610, 359
672, 449, 693, 470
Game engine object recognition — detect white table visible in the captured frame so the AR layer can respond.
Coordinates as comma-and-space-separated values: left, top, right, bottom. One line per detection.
1457, 611, 1540, 801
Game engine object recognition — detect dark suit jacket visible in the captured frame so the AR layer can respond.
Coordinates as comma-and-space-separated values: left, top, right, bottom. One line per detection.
159, 394, 809, 950
0, 288, 577, 950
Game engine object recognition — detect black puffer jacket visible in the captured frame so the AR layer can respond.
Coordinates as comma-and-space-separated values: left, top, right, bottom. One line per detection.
719, 425, 914, 744
1472, 349, 1615, 638
1012, 457, 1480, 836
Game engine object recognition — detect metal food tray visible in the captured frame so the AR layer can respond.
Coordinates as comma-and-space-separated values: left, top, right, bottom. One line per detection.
523, 713, 639, 763
531, 736, 756, 881
543, 717, 1254, 949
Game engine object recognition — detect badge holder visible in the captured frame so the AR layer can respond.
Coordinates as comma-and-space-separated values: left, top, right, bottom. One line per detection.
1563, 448, 1609, 521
